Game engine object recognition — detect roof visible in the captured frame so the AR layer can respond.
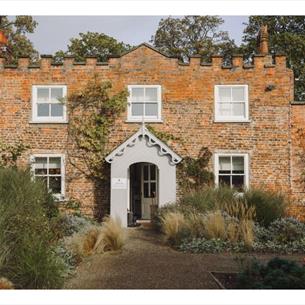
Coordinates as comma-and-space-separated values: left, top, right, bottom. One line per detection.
105, 124, 182, 165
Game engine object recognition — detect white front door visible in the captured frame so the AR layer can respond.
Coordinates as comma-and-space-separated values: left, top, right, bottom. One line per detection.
141, 163, 157, 219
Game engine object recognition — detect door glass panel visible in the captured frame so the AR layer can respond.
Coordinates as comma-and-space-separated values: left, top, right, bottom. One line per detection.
37, 103, 50, 116
144, 182, 149, 198
150, 182, 156, 198
131, 103, 144, 116
143, 165, 149, 180
150, 165, 156, 180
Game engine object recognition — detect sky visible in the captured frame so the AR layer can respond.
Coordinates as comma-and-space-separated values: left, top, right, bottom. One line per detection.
27, 16, 248, 55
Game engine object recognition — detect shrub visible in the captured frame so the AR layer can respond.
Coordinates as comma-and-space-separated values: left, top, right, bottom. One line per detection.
94, 217, 125, 253
244, 189, 287, 227
236, 257, 305, 289
0, 168, 64, 288
160, 211, 189, 245
204, 210, 226, 239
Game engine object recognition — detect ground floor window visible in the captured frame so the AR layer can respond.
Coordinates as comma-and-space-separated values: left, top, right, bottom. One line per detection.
214, 153, 249, 190
31, 154, 65, 199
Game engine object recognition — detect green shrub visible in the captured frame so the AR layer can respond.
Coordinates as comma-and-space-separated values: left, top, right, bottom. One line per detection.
0, 168, 65, 288
244, 189, 287, 227
237, 258, 305, 289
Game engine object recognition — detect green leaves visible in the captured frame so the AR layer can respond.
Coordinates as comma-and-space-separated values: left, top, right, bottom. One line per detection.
151, 16, 237, 62
0, 16, 39, 64
54, 32, 132, 63
241, 16, 305, 100
68, 76, 127, 180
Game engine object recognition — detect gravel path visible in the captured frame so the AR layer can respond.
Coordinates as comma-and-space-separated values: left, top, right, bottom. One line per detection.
65, 227, 305, 289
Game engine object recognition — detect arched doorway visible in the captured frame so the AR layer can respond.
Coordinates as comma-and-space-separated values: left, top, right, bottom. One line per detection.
129, 162, 159, 224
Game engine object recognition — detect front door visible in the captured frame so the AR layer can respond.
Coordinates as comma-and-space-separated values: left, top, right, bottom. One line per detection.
141, 163, 157, 219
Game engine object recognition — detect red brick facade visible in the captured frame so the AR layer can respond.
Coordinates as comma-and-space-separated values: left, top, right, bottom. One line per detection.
0, 43, 304, 219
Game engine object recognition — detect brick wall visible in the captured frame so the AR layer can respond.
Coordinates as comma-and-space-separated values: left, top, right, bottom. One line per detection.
0, 44, 296, 218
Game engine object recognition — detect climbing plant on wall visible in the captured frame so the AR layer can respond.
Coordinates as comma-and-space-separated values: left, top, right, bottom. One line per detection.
0, 140, 29, 167
67, 74, 128, 180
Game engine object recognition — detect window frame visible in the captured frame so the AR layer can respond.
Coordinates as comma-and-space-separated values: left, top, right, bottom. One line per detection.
31, 85, 68, 123
214, 84, 249, 122
30, 153, 65, 200
214, 153, 249, 189
127, 85, 162, 122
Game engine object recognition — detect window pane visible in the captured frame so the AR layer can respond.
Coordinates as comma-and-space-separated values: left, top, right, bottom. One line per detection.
219, 156, 231, 174
145, 88, 158, 101
51, 88, 64, 102
49, 176, 61, 194
232, 157, 244, 174
150, 182, 156, 198
232, 87, 245, 101
143, 165, 149, 180
145, 103, 158, 116
218, 87, 231, 102
49, 157, 61, 175
144, 182, 149, 198
232, 102, 245, 117
150, 165, 156, 180
232, 175, 244, 191
219, 175, 231, 187
37, 103, 50, 116
34, 157, 48, 175
131, 88, 144, 102
131, 103, 144, 116
51, 104, 64, 117
218, 103, 231, 117
37, 88, 49, 102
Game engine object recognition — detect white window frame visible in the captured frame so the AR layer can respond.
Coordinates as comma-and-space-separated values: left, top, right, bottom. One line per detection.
127, 85, 162, 122
31, 85, 68, 123
214, 85, 249, 122
30, 154, 65, 200
214, 153, 249, 189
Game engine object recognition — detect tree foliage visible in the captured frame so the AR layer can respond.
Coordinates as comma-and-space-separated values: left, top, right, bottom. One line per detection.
54, 32, 132, 63
240, 16, 305, 101
68, 75, 128, 180
151, 16, 237, 62
0, 16, 39, 63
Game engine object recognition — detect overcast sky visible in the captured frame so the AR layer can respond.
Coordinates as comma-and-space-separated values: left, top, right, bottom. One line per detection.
27, 16, 248, 55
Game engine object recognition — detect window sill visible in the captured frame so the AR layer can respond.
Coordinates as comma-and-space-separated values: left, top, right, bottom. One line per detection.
29, 120, 69, 124
214, 119, 251, 123
125, 119, 163, 123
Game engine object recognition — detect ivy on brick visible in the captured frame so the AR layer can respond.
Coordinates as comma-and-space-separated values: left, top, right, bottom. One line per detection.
0, 140, 29, 167
68, 74, 128, 180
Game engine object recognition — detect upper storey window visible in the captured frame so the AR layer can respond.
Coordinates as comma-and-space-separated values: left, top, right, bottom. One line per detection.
32, 85, 67, 123
127, 85, 162, 122
215, 85, 249, 122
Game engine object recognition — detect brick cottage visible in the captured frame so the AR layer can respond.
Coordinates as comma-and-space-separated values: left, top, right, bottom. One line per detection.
1, 28, 305, 226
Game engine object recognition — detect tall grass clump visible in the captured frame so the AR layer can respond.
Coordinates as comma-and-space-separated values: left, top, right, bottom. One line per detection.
0, 168, 65, 289
244, 189, 287, 227
203, 210, 226, 239
160, 211, 188, 245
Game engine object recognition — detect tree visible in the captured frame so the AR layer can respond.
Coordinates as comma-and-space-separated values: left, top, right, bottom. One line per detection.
151, 16, 237, 62
54, 32, 132, 63
0, 16, 39, 63
240, 16, 305, 101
